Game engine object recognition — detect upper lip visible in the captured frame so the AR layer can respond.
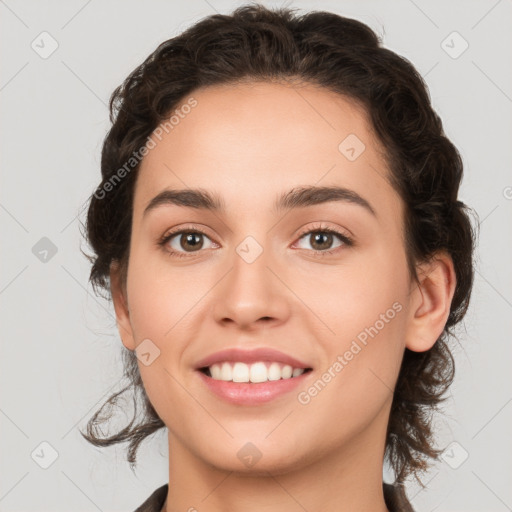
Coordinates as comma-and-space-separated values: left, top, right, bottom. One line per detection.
194, 347, 312, 370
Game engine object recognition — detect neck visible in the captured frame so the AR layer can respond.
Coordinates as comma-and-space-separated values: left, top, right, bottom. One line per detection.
162, 414, 390, 512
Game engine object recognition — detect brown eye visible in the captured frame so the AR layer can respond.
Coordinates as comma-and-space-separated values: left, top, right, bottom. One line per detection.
296, 229, 348, 253
177, 232, 205, 252
161, 229, 216, 257
308, 232, 335, 251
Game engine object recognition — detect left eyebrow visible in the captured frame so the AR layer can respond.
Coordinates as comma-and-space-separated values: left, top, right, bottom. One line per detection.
143, 185, 376, 218
274, 185, 376, 217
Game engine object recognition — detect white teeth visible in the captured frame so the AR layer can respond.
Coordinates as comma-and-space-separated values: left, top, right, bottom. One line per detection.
281, 364, 293, 379
292, 368, 305, 377
220, 362, 232, 381
206, 361, 307, 383
210, 364, 222, 380
232, 362, 249, 382
249, 362, 268, 383
268, 362, 282, 381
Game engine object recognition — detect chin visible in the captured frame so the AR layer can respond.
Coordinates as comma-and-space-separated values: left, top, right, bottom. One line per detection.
199, 441, 311, 476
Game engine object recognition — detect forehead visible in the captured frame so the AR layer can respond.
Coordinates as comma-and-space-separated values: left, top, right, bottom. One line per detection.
134, 81, 400, 222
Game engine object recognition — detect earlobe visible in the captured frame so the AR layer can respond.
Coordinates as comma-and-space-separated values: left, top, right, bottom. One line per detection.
110, 262, 136, 351
405, 252, 457, 353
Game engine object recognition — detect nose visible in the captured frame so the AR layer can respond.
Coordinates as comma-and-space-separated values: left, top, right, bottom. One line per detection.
212, 243, 291, 331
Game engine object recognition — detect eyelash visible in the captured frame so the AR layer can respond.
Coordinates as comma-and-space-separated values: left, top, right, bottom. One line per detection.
157, 223, 354, 260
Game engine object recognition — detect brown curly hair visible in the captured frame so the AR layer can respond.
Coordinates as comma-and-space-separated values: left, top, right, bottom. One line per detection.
80, 2, 476, 485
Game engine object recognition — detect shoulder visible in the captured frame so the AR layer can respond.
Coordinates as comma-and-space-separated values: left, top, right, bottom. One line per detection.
133, 483, 168, 512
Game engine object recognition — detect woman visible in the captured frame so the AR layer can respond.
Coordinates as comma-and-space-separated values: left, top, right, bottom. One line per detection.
81, 4, 475, 511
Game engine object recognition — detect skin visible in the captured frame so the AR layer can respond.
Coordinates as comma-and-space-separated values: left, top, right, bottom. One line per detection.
110, 81, 456, 512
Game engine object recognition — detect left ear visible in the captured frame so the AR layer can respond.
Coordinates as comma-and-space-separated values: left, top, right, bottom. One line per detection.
405, 251, 457, 352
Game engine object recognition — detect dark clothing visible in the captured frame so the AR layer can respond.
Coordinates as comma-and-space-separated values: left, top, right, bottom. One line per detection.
133, 484, 167, 512
383, 482, 415, 511
134, 482, 415, 511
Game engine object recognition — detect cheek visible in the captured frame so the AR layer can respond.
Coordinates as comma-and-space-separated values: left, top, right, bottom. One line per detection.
296, 247, 409, 415
125, 247, 208, 341
294, 298, 407, 450
301, 245, 410, 345
124, 252, 198, 427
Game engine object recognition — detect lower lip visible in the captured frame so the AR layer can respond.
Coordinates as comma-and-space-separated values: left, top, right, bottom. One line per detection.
196, 370, 312, 405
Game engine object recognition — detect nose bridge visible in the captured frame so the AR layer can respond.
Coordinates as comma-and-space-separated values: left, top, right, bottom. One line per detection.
213, 229, 289, 328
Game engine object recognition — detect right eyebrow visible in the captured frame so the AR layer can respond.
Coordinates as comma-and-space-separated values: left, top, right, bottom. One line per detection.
143, 188, 224, 217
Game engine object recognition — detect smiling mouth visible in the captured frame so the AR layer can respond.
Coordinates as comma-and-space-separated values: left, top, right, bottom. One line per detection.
198, 361, 313, 383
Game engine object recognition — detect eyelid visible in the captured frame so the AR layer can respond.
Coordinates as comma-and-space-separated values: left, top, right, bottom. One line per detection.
294, 222, 353, 243
158, 223, 216, 243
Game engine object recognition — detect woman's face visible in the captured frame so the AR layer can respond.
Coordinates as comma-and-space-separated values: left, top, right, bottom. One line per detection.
114, 81, 418, 474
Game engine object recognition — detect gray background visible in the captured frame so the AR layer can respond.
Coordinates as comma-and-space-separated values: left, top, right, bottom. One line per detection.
1, 0, 511, 510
